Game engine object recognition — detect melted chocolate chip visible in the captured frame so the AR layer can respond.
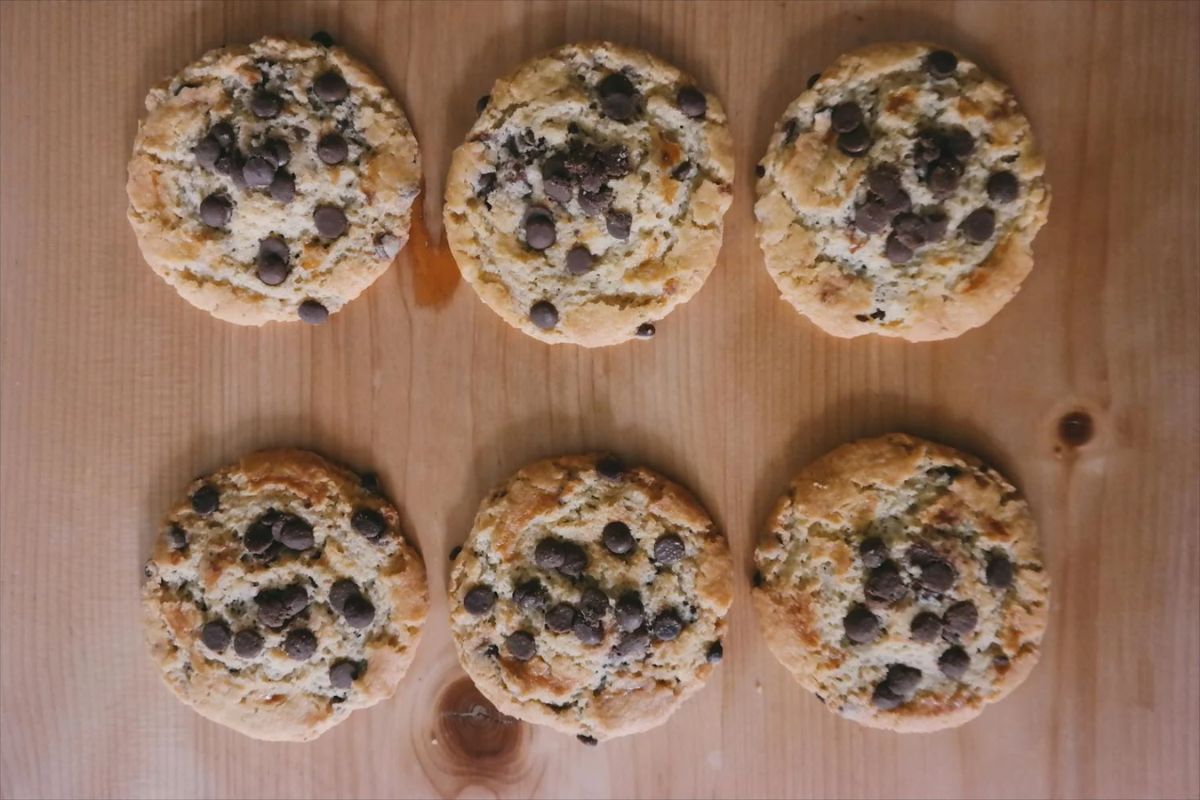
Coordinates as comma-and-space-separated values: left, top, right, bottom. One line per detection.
278, 516, 314, 551
942, 600, 979, 641
513, 579, 547, 612
927, 158, 962, 197
987, 171, 1019, 203
191, 484, 219, 515
578, 588, 610, 623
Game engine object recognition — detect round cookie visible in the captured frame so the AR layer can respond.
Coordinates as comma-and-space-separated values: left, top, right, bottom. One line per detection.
755, 42, 1050, 341
142, 449, 428, 741
444, 42, 735, 347
127, 36, 421, 325
752, 433, 1049, 732
448, 454, 733, 741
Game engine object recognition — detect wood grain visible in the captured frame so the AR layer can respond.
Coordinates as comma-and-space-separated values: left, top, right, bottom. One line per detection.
1, 1, 1197, 798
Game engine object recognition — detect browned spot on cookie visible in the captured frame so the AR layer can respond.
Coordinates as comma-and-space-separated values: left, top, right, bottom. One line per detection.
1058, 410, 1094, 447
435, 677, 524, 763
408, 196, 460, 308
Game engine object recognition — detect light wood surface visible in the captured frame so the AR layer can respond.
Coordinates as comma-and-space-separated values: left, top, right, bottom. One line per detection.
1, 1, 1197, 798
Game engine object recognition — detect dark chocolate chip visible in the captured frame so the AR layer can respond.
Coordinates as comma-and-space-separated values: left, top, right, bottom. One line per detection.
167, 525, 188, 551
927, 158, 963, 197
843, 604, 881, 644
752, 570, 764, 588
524, 208, 556, 250
351, 508, 385, 539
191, 484, 219, 515
865, 560, 907, 605
706, 641, 724, 664
831, 102, 864, 133
313, 205, 348, 239
614, 592, 645, 632
505, 630, 537, 661
311, 31, 335, 47
806, 73, 821, 89
199, 194, 233, 228
476, 95, 490, 115
987, 171, 1019, 203
233, 629, 264, 658
916, 559, 956, 594
475, 172, 497, 199
330, 660, 358, 689
250, 90, 282, 119
209, 122, 234, 148
596, 455, 624, 480
193, 136, 221, 169
243, 519, 276, 554
866, 163, 903, 203
597, 72, 638, 122
635, 322, 656, 338
314, 71, 349, 104
448, 545, 462, 561
528, 300, 559, 331
925, 50, 959, 79
993, 653, 1011, 669
854, 200, 890, 235
961, 208, 996, 243
298, 300, 329, 324
375, 233, 402, 260
573, 619, 605, 645
577, 187, 613, 216
671, 160, 695, 181
602, 521, 635, 555
923, 211, 949, 242
653, 533, 685, 565
755, 164, 766, 178
943, 127, 974, 158
892, 212, 928, 250
317, 132, 349, 165
871, 682, 903, 710
677, 86, 707, 118
651, 610, 683, 641
242, 155, 275, 188
986, 552, 1014, 589
782, 118, 800, 144
342, 593, 376, 629
328, 579, 358, 614
545, 603, 576, 633
558, 542, 588, 578
544, 174, 573, 205
601, 145, 631, 178
859, 538, 887, 569
578, 734, 599, 746
912, 131, 942, 165
579, 588, 610, 622
566, 245, 594, 275
535, 539, 568, 569
614, 629, 650, 659
283, 628, 317, 660
255, 586, 296, 629
256, 244, 289, 285
513, 579, 547, 612
269, 171, 295, 204
200, 620, 232, 652
910, 611, 943, 643
606, 209, 632, 240
883, 663, 922, 697
942, 600, 979, 641
278, 517, 314, 551
837, 125, 872, 156
464, 585, 497, 615
885, 233, 914, 264
939, 646, 970, 680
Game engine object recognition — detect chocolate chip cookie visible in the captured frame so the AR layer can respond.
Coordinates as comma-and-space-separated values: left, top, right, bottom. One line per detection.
448, 455, 733, 741
755, 42, 1050, 341
127, 36, 420, 325
142, 449, 428, 741
444, 42, 735, 347
753, 434, 1049, 732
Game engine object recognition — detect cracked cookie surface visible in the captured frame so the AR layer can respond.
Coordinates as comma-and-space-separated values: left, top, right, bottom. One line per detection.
753, 433, 1049, 732
444, 42, 735, 347
755, 42, 1049, 341
127, 36, 420, 325
449, 454, 733, 741
142, 449, 428, 741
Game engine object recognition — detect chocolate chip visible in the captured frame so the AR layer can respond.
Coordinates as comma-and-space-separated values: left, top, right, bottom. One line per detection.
330, 660, 358, 689
351, 508, 385, 539
255, 585, 304, 629
994, 653, 1011, 669
927, 158, 962, 197
256, 242, 290, 286
529, 300, 559, 330
243, 519, 275, 554
464, 585, 497, 615
199, 194, 233, 228
807, 73, 821, 89
752, 570, 764, 588
311, 31, 335, 47
925, 50, 959, 79
191, 484, 219, 515
298, 300, 329, 324
534, 538, 567, 570
578, 734, 599, 745
865, 561, 907, 605
883, 663, 922, 697
233, 629, 264, 658
269, 171, 295, 204
545, 603, 576, 633
600, 145, 631, 178
614, 592, 645, 632
653, 533, 685, 565
916, 559, 956, 594
558, 542, 588, 578
513, 579, 547, 612
313, 205, 348, 239
987, 171, 1019, 203
677, 86, 707, 118
574, 619, 605, 645
942, 600, 978, 641
475, 172, 496, 199
250, 90, 282, 119
783, 118, 800, 144
193, 136, 221, 169
943, 127, 974, 158
706, 641, 724, 664
866, 164, 904, 205
939, 646, 970, 680
375, 233, 402, 260
577, 187, 613, 216
342, 593, 375, 629
579, 588, 610, 622
278, 517, 314, 550
961, 208, 996, 243
893, 213, 929, 250
566, 245, 594, 275
652, 610, 683, 641
831, 102, 864, 133
671, 160, 695, 181
614, 628, 651, 658
524, 208, 556, 250
923, 211, 949, 242
167, 525, 188, 551
543, 174, 573, 205
598, 72, 638, 122
854, 201, 890, 235
986, 552, 1014, 589
912, 131, 942, 165
283, 628, 317, 660
596, 455, 624, 480
257, 139, 290, 166
837, 125, 872, 156
755, 164, 766, 178
843, 604, 881, 644
241, 155, 274, 188
317, 132, 349, 165
314, 71, 349, 104
505, 631, 537, 661
860, 539, 887, 569
207, 122, 234, 148
885, 233, 914, 264
606, 209, 632, 240
635, 322, 656, 338
448, 545, 462, 561
602, 521, 635, 555
200, 620, 231, 652
910, 611, 943, 642
328, 579, 358, 614
476, 95, 490, 115
871, 683, 903, 710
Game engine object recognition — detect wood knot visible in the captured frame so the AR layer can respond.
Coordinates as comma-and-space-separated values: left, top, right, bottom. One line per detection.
435, 677, 522, 762
1057, 411, 1095, 447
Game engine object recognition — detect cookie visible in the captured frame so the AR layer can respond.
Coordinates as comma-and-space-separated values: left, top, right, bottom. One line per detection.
448, 454, 733, 741
755, 42, 1050, 341
752, 433, 1049, 732
444, 42, 735, 347
127, 36, 420, 325
142, 449, 428, 741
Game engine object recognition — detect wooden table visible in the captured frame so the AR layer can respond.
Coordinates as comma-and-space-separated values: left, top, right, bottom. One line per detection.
1, 1, 1197, 797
